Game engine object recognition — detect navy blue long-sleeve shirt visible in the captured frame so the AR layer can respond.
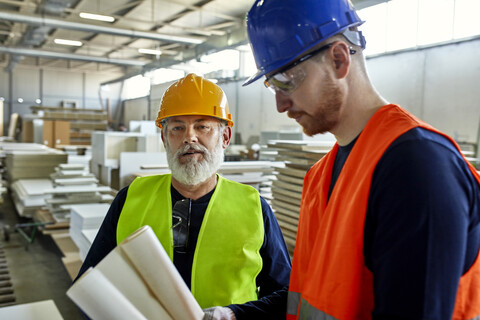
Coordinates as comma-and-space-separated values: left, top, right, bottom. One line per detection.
331, 127, 480, 319
76, 182, 291, 320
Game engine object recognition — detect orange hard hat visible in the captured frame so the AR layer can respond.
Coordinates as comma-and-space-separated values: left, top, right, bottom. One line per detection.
156, 73, 234, 128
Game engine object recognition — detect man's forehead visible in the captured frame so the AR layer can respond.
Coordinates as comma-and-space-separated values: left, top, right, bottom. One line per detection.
168, 115, 219, 124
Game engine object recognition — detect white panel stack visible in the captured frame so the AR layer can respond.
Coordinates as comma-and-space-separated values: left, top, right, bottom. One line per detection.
90, 131, 164, 189
10, 179, 53, 217
44, 185, 113, 223
69, 203, 110, 260
50, 163, 97, 187
45, 163, 114, 223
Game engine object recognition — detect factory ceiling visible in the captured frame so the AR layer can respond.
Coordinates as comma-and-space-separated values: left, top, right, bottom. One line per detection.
0, 0, 387, 75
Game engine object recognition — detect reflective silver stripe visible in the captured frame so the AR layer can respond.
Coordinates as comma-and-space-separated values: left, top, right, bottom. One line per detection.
287, 291, 301, 315
291, 294, 480, 320
298, 298, 338, 320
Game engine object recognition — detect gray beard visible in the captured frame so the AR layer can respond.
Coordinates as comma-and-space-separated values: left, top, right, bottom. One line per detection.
165, 138, 224, 186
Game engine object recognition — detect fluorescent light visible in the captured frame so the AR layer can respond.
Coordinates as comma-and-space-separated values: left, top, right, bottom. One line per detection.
138, 48, 162, 55
79, 12, 115, 22
54, 38, 83, 46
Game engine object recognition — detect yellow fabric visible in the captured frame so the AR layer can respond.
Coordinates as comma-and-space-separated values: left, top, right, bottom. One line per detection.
117, 174, 263, 308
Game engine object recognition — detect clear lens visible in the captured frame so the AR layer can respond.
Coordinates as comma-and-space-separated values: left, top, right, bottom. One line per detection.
263, 43, 337, 95
264, 67, 306, 95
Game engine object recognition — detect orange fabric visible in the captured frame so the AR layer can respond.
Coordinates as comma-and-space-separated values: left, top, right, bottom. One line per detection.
288, 104, 480, 319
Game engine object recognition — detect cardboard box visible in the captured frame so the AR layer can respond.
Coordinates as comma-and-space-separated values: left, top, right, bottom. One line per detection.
41, 120, 70, 148
54, 120, 70, 147
43, 120, 54, 147
22, 119, 34, 142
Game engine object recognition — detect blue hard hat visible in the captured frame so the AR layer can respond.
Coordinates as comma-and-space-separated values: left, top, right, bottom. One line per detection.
243, 0, 365, 86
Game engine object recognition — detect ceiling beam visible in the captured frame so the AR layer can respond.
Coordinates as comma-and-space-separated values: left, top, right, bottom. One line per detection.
0, 10, 205, 44
0, 45, 146, 67
101, 24, 248, 85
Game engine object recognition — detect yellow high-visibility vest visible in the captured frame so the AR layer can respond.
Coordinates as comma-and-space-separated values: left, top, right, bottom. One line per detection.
117, 174, 264, 308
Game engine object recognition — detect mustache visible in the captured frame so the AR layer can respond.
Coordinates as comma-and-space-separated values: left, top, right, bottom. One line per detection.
287, 110, 304, 119
175, 143, 208, 156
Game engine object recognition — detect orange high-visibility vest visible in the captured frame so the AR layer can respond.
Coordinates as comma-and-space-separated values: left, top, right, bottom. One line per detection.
287, 104, 480, 319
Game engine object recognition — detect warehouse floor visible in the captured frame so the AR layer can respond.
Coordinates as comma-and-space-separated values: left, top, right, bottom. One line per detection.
0, 191, 85, 319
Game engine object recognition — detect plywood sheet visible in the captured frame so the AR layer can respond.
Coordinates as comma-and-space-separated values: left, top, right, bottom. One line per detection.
268, 140, 334, 151
271, 199, 300, 215
62, 252, 83, 281
272, 180, 303, 193
275, 166, 307, 179
276, 174, 304, 186
52, 232, 80, 256
271, 186, 302, 200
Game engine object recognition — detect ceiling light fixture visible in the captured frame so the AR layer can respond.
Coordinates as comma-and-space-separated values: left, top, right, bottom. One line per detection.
79, 12, 115, 22
54, 38, 83, 46
138, 48, 162, 55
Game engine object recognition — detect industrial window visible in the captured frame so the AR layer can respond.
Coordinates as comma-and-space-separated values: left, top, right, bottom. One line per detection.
358, 0, 480, 56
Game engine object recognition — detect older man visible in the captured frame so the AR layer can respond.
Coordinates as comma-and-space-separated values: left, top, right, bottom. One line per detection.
75, 74, 291, 320
243, 0, 480, 319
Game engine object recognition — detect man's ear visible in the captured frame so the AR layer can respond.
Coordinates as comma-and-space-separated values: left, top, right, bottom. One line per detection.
329, 41, 351, 79
161, 130, 166, 144
222, 126, 232, 149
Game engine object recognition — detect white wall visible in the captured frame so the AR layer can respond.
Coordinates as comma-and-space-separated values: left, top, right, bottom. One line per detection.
123, 97, 149, 127
0, 66, 123, 134
150, 80, 176, 123
367, 38, 480, 143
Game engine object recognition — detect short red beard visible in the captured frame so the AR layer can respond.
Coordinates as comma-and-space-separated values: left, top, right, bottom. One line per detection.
295, 76, 343, 136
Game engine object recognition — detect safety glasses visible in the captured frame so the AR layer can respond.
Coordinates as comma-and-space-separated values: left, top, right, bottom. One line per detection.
172, 198, 191, 253
264, 43, 357, 95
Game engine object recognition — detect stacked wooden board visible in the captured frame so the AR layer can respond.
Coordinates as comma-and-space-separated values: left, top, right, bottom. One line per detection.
30, 105, 108, 145
266, 140, 334, 255
0, 143, 68, 182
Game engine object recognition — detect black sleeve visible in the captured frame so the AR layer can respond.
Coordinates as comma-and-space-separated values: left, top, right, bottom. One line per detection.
227, 196, 292, 320
364, 128, 480, 319
73, 186, 129, 282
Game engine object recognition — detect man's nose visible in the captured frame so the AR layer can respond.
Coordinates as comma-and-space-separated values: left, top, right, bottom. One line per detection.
275, 91, 292, 113
183, 126, 198, 144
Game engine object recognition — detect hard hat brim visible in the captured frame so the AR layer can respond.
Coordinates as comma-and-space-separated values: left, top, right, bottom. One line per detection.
242, 68, 265, 86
